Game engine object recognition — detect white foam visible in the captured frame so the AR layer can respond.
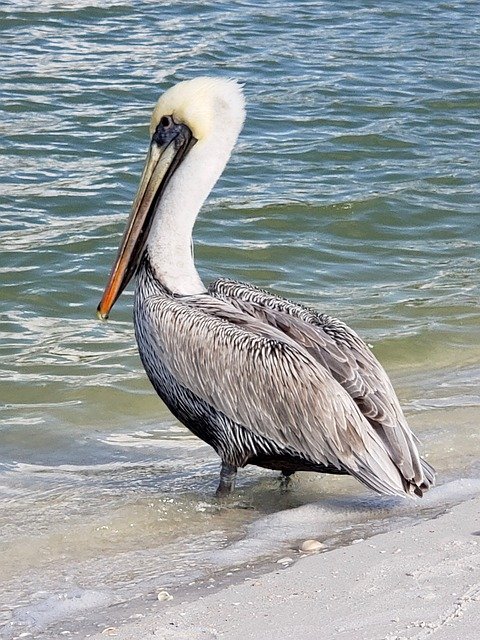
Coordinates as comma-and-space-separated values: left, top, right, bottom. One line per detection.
209, 478, 480, 566
12, 588, 113, 631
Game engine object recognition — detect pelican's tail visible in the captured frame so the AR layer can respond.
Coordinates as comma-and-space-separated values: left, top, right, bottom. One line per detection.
410, 458, 436, 497
347, 432, 436, 499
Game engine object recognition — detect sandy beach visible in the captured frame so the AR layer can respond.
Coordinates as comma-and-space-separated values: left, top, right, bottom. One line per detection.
88, 491, 480, 640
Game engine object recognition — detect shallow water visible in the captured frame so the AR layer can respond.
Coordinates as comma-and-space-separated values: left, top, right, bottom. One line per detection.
1, 0, 479, 637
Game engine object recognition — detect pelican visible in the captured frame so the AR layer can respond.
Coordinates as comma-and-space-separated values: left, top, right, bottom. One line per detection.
97, 77, 435, 498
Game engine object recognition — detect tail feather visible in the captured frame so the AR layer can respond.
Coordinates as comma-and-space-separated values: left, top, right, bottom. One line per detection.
348, 432, 436, 499
413, 458, 436, 496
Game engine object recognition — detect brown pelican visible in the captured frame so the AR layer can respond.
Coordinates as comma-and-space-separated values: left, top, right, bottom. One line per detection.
97, 77, 435, 498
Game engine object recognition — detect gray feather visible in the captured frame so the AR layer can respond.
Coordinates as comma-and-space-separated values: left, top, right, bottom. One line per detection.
209, 278, 434, 494
133, 261, 434, 497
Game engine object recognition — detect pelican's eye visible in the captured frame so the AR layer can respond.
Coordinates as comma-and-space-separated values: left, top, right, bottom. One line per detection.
153, 115, 177, 143
159, 115, 173, 129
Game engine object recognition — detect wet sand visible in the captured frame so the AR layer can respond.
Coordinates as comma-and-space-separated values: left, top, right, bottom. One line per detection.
89, 492, 480, 640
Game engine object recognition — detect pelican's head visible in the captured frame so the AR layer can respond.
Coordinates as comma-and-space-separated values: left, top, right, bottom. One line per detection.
150, 76, 245, 143
97, 77, 245, 319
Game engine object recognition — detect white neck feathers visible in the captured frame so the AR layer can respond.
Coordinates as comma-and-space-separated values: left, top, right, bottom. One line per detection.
146, 78, 245, 295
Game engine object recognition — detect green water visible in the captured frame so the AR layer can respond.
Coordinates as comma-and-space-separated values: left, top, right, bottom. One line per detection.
1, 0, 479, 637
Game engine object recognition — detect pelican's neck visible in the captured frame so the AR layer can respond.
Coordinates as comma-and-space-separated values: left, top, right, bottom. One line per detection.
145, 133, 236, 295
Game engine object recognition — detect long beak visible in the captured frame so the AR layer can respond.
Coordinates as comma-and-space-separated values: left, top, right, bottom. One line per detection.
97, 122, 195, 319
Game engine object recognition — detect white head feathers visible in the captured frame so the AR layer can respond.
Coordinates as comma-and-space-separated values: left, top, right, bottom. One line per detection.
150, 77, 246, 143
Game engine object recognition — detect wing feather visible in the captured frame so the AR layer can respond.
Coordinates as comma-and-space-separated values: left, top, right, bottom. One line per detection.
209, 278, 434, 492
144, 294, 421, 496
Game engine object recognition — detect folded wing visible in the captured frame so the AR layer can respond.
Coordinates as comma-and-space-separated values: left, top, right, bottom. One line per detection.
209, 278, 435, 494
144, 291, 433, 496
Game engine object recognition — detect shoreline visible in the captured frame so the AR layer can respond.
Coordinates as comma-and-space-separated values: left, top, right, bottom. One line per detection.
88, 490, 480, 640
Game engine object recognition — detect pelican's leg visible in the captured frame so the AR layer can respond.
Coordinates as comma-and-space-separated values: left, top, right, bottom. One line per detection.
216, 462, 237, 497
279, 470, 295, 492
